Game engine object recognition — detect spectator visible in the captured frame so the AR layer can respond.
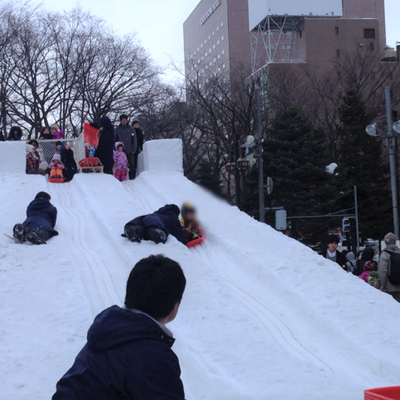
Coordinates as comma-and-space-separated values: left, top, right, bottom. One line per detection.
115, 114, 137, 180
13, 191, 58, 245
7, 126, 23, 141
132, 118, 144, 176
26, 144, 40, 175
345, 251, 357, 273
54, 141, 65, 156
53, 255, 186, 400
51, 124, 65, 140
28, 139, 47, 175
39, 126, 53, 140
379, 233, 400, 302
123, 204, 186, 245
95, 116, 115, 175
113, 142, 129, 182
320, 235, 347, 269
62, 143, 78, 182
354, 247, 377, 276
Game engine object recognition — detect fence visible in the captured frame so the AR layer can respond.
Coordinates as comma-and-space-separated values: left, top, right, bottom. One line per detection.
36, 134, 85, 168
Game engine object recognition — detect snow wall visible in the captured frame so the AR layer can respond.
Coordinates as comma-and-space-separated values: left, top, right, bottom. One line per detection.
0, 141, 26, 174
142, 139, 183, 175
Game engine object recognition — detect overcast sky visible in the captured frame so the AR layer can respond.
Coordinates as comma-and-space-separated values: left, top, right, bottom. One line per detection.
32, 0, 400, 82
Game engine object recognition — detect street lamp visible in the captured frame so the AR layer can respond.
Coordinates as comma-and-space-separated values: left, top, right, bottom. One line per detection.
365, 87, 399, 239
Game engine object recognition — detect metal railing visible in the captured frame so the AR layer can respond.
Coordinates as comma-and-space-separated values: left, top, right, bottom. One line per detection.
35, 134, 85, 167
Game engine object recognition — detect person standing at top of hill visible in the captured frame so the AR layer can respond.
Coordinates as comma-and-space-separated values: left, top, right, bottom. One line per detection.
132, 118, 144, 177
7, 126, 23, 141
379, 233, 400, 302
115, 114, 137, 180
53, 255, 186, 400
95, 116, 115, 175
51, 124, 65, 140
320, 235, 347, 270
39, 126, 53, 140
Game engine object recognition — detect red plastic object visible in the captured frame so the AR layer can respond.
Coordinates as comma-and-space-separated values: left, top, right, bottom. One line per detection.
83, 123, 100, 147
79, 157, 100, 167
186, 230, 205, 248
48, 178, 65, 183
365, 387, 400, 400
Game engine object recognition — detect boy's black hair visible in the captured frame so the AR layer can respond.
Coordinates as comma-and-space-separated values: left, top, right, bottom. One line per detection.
55, 141, 62, 147
120, 114, 128, 121
35, 191, 51, 201
326, 235, 339, 245
125, 255, 186, 320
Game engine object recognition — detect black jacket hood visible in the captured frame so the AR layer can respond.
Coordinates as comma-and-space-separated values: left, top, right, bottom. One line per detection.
87, 306, 174, 352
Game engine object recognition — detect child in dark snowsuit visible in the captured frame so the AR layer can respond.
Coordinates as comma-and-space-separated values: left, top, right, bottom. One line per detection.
113, 142, 129, 182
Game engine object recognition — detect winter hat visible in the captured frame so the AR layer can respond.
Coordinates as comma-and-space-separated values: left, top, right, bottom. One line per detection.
120, 114, 128, 121
35, 192, 51, 200
53, 154, 61, 162
384, 232, 397, 246
361, 246, 375, 261
55, 141, 63, 147
369, 271, 379, 278
115, 141, 125, 150
51, 123, 59, 131
26, 144, 34, 153
364, 260, 376, 272
131, 118, 140, 125
346, 252, 356, 263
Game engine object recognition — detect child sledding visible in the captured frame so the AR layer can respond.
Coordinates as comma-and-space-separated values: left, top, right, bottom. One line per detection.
123, 203, 204, 247
47, 154, 66, 183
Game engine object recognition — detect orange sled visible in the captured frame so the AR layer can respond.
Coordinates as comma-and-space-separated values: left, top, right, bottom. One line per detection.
186, 230, 205, 248
48, 168, 65, 183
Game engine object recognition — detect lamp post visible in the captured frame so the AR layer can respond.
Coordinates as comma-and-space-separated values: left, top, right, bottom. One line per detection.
365, 86, 400, 239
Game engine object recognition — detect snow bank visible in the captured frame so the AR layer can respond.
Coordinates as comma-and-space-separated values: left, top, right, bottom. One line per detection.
0, 141, 25, 174
143, 139, 183, 174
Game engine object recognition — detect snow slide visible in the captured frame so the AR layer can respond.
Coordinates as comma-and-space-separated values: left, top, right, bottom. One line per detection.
1, 140, 400, 400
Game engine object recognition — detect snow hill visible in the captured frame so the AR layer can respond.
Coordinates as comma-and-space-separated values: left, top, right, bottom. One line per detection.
1, 139, 400, 400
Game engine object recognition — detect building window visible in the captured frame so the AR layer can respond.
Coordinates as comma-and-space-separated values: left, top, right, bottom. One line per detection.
209, 49, 211, 54
223, 63, 226, 69
205, 39, 207, 44
222, 49, 225, 55
217, 26, 219, 31
218, 54, 220, 59
335, 26, 339, 35
201, 43, 203, 48
213, 44, 216, 49
212, 31, 215, 36
299, 30, 302, 38
336, 49, 341, 58
221, 35, 224, 41
364, 29, 375, 39
221, 22, 224, 27
197, 47, 200, 51
217, 40, 220, 45
369, 42, 374, 50
208, 35, 211, 40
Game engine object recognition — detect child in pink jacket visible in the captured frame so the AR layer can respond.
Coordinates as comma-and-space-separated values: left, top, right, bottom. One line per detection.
113, 142, 129, 181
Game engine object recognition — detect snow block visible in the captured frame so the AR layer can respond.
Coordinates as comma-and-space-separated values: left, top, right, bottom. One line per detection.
137, 152, 145, 176
0, 141, 26, 174
143, 139, 183, 174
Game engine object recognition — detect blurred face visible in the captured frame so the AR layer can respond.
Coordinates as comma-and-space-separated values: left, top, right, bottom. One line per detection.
328, 242, 338, 252
56, 145, 62, 151
51, 126, 57, 133
44, 128, 49, 135
185, 211, 195, 222
121, 118, 128, 126
53, 159, 59, 164
133, 122, 140, 129
118, 145, 123, 151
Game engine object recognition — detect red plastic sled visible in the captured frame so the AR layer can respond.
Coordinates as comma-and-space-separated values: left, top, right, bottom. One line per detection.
365, 386, 400, 400
48, 177, 65, 183
186, 230, 205, 248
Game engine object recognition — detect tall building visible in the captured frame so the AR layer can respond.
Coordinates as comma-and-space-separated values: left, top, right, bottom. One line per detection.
183, 0, 252, 80
183, 0, 389, 79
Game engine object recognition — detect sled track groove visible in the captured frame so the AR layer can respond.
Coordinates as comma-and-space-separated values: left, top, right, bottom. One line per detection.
49, 183, 121, 315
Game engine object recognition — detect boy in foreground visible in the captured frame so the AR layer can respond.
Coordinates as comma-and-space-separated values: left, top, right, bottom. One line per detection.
53, 255, 186, 400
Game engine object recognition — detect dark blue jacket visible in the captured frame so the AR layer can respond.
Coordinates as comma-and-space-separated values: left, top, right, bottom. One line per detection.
53, 306, 185, 400
129, 205, 186, 244
23, 198, 58, 236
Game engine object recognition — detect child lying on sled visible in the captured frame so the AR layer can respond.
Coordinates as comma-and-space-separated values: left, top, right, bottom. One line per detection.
180, 202, 203, 243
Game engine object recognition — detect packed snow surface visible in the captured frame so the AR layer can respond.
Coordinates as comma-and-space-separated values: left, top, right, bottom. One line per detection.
1, 151, 400, 399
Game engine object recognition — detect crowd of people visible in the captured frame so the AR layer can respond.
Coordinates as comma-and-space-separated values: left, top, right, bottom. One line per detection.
321, 234, 400, 302
3, 114, 145, 182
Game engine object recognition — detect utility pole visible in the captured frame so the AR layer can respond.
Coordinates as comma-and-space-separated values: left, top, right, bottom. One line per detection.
256, 85, 265, 223
354, 186, 360, 253
385, 86, 400, 239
